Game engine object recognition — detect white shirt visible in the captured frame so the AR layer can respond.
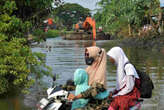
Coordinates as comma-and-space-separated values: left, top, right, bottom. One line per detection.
114, 64, 138, 96
107, 47, 139, 96
114, 75, 135, 96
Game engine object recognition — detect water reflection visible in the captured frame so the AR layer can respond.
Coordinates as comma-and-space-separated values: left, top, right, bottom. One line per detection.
0, 96, 30, 110
33, 38, 164, 110
1, 37, 164, 110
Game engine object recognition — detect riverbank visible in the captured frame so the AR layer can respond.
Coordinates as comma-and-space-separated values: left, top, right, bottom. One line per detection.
30, 29, 164, 51
107, 34, 164, 52
121, 35, 164, 49
28, 29, 60, 43
60, 31, 110, 40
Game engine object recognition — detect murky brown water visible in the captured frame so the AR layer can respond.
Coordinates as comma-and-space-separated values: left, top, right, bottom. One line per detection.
1, 37, 164, 110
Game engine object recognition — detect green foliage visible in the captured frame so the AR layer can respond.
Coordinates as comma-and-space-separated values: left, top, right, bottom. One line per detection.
0, 36, 31, 94
94, 0, 161, 37
33, 29, 45, 37
45, 29, 60, 38
32, 29, 46, 42
0, 34, 52, 95
53, 3, 91, 30
0, 1, 53, 95
0, 0, 63, 29
0, 1, 32, 40
14, 0, 58, 25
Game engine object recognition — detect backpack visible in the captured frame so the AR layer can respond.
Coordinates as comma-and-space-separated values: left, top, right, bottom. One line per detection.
124, 62, 154, 98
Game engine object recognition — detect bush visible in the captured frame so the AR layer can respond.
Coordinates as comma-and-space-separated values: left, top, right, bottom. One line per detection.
33, 29, 45, 37
32, 29, 46, 42
0, 35, 53, 95
45, 29, 60, 38
0, 1, 52, 96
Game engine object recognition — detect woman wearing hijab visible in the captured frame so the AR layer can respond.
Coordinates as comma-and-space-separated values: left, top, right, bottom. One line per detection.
107, 47, 140, 110
68, 46, 110, 110
71, 69, 90, 110
85, 46, 107, 88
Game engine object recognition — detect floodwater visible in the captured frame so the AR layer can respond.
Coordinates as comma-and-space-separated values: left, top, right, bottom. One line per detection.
1, 37, 164, 110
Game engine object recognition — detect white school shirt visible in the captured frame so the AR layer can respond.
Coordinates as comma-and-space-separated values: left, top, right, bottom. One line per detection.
113, 64, 139, 97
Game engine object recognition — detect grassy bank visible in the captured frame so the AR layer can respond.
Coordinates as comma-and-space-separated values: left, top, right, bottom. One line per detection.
29, 29, 61, 43
45, 29, 60, 38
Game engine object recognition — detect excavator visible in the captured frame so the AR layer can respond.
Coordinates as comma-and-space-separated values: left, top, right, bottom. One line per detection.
75, 17, 96, 40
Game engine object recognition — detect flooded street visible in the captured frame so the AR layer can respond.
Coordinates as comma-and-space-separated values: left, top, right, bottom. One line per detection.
1, 37, 164, 110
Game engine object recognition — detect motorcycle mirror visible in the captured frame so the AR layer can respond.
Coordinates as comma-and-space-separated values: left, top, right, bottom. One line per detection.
53, 74, 56, 81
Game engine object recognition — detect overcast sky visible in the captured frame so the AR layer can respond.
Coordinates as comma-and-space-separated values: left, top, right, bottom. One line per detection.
64, 0, 101, 13
64, 0, 164, 8
63, 0, 164, 12
160, 0, 164, 7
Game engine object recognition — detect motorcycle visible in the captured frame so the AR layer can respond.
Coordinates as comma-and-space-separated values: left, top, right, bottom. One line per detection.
36, 75, 72, 110
36, 75, 143, 110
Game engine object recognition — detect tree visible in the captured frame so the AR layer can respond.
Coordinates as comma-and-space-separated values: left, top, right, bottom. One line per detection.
53, 3, 91, 30
94, 0, 161, 37
12, 0, 63, 29
0, 1, 53, 96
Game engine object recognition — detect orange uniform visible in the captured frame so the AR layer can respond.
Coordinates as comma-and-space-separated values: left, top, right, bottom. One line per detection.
48, 18, 53, 25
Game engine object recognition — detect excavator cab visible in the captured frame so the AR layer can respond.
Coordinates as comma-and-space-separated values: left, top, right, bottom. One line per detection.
75, 17, 96, 40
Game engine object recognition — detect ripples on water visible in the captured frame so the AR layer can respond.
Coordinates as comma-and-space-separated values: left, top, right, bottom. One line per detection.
32, 37, 164, 110
1, 37, 164, 110
32, 38, 110, 85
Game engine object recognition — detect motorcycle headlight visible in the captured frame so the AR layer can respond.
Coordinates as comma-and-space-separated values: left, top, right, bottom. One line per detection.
36, 98, 49, 110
